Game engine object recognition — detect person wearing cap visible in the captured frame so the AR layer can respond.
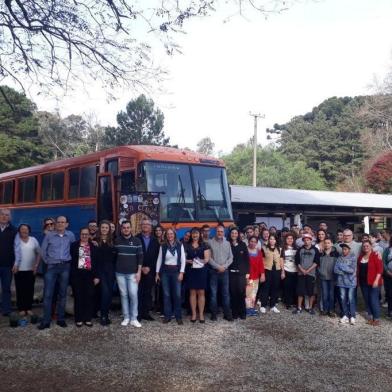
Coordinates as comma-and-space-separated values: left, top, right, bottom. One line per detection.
295, 225, 315, 249
293, 233, 320, 315
334, 243, 357, 325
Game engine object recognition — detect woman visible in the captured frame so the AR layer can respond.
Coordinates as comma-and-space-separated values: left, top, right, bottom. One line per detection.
316, 229, 327, 252
334, 244, 357, 325
156, 228, 186, 324
358, 240, 383, 326
382, 238, 392, 318
185, 228, 210, 323
280, 233, 297, 309
42, 218, 55, 235
12, 224, 40, 316
260, 235, 284, 313
228, 227, 250, 320
70, 227, 100, 327
246, 236, 265, 316
315, 229, 327, 312
95, 220, 117, 326
154, 225, 165, 244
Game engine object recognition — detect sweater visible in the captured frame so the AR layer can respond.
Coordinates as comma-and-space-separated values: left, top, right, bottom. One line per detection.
230, 241, 250, 275
295, 246, 320, 277
114, 235, 143, 274
248, 250, 265, 280
0, 224, 17, 267
358, 252, 383, 287
208, 237, 233, 270
318, 248, 339, 281
334, 254, 357, 288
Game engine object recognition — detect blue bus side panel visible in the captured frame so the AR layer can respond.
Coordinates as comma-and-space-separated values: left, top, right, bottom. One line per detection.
11, 205, 96, 242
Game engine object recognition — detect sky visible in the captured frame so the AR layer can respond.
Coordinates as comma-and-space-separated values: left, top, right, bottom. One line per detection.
32, 0, 392, 154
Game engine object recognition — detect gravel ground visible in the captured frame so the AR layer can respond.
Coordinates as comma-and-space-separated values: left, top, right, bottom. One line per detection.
1, 302, 392, 392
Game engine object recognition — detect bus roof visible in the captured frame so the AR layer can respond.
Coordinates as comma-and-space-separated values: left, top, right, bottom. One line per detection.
0, 145, 224, 180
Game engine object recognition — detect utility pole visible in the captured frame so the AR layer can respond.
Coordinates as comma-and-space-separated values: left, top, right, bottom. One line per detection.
249, 112, 265, 187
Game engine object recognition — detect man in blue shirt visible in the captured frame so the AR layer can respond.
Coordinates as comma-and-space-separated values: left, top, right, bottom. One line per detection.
38, 216, 75, 330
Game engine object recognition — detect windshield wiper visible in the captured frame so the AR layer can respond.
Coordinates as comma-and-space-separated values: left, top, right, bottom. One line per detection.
196, 181, 220, 223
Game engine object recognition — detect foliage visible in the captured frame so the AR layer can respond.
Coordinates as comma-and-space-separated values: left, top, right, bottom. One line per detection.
103, 94, 170, 147
197, 137, 215, 155
268, 97, 368, 189
222, 144, 327, 190
366, 150, 392, 193
0, 86, 48, 173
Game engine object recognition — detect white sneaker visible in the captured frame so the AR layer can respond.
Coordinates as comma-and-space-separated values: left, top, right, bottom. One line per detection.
350, 317, 356, 325
130, 320, 142, 328
339, 316, 349, 324
121, 318, 130, 326
260, 307, 266, 314
271, 306, 280, 314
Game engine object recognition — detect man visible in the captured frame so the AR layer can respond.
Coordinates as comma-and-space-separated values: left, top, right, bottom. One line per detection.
258, 222, 267, 231
115, 220, 143, 327
293, 233, 320, 315
319, 221, 328, 232
88, 219, 98, 240
39, 216, 75, 329
379, 229, 391, 250
208, 224, 233, 321
136, 218, 160, 321
334, 229, 344, 247
336, 229, 362, 259
0, 209, 17, 316
243, 225, 262, 250
260, 228, 270, 247
201, 225, 210, 244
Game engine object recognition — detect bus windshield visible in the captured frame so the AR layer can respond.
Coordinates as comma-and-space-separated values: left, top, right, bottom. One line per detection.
140, 161, 233, 222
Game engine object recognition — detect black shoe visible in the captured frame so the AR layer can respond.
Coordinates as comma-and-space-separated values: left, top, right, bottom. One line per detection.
37, 323, 50, 330
163, 318, 171, 324
199, 319, 205, 324
240, 315, 246, 320
210, 314, 217, 321
100, 318, 109, 326
142, 315, 155, 321
57, 320, 67, 328
224, 316, 234, 322
190, 319, 197, 323
176, 319, 184, 325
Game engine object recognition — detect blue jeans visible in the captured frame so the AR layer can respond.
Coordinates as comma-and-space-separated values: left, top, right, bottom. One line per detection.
0, 267, 12, 315
209, 269, 231, 317
116, 273, 138, 321
338, 287, 356, 318
161, 271, 182, 320
321, 280, 335, 312
361, 285, 381, 320
43, 263, 70, 324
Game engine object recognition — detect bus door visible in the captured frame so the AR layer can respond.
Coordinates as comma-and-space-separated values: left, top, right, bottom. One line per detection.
97, 173, 115, 222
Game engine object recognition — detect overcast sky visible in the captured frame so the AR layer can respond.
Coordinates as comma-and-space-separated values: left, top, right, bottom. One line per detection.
34, 0, 392, 154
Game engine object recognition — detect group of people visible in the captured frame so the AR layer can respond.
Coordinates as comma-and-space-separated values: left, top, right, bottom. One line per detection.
1, 206, 392, 329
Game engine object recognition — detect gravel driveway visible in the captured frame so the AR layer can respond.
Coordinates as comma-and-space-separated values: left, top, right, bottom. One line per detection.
1, 306, 391, 392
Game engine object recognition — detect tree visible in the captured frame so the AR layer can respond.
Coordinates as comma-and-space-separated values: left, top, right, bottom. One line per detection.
0, 1, 289, 96
103, 94, 170, 147
0, 86, 48, 172
222, 143, 326, 190
268, 97, 368, 189
366, 151, 392, 193
197, 137, 215, 155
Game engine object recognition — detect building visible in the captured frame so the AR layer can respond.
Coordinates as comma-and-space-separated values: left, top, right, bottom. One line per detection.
231, 185, 392, 233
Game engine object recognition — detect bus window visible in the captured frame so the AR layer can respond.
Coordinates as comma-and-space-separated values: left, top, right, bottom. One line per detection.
191, 166, 233, 221
41, 172, 64, 201
0, 182, 13, 204
141, 162, 195, 222
105, 159, 118, 176
68, 165, 97, 199
18, 176, 37, 203
121, 171, 135, 193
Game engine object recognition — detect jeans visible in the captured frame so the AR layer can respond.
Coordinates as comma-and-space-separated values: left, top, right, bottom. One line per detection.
161, 271, 182, 320
361, 285, 381, 320
338, 287, 356, 318
43, 263, 70, 324
14, 271, 35, 312
321, 280, 335, 312
260, 269, 280, 308
100, 270, 115, 319
209, 269, 231, 317
229, 272, 247, 318
0, 267, 12, 315
116, 273, 138, 321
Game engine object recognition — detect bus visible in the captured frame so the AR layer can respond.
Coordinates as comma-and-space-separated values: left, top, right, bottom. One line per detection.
0, 145, 233, 239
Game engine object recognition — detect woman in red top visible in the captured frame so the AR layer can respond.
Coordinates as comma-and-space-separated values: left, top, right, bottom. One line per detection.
358, 240, 383, 326
246, 236, 265, 316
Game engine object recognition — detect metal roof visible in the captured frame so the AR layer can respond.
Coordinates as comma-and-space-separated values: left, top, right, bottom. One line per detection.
230, 185, 392, 210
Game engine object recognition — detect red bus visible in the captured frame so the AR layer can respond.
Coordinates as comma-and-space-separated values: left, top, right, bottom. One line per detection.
0, 145, 233, 239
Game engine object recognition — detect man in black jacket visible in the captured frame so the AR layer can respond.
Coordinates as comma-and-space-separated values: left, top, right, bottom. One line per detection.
137, 218, 160, 321
0, 209, 17, 316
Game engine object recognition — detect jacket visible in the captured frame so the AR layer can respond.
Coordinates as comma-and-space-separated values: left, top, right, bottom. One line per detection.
136, 233, 160, 273
0, 224, 17, 268
358, 251, 383, 287
334, 254, 357, 288
230, 241, 250, 275
70, 241, 99, 279
318, 248, 339, 280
